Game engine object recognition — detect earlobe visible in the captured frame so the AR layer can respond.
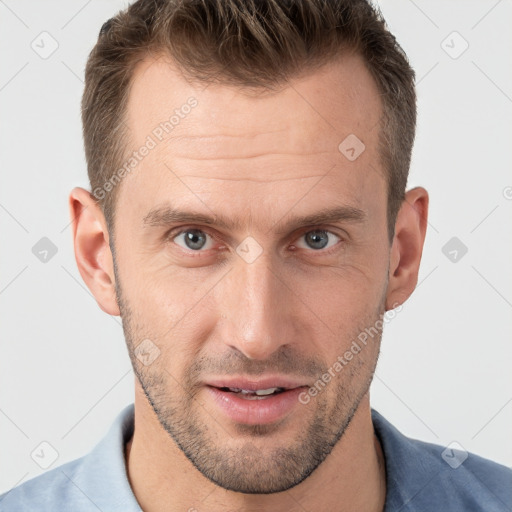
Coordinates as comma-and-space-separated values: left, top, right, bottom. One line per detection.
385, 187, 429, 311
68, 187, 120, 316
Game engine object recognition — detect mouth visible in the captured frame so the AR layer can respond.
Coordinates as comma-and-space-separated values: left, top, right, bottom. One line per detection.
203, 379, 310, 425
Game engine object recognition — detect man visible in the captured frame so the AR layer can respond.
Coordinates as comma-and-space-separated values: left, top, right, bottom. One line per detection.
1, 0, 510, 511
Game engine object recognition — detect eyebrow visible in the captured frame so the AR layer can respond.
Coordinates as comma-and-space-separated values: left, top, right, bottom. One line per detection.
142, 204, 367, 234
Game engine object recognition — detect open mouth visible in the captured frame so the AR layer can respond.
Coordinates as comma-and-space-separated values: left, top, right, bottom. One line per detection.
205, 383, 308, 424
216, 386, 287, 399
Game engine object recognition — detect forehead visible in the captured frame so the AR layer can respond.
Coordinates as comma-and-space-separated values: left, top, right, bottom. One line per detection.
116, 52, 385, 231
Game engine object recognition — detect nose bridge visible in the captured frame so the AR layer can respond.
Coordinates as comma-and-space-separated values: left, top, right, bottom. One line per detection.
220, 251, 289, 359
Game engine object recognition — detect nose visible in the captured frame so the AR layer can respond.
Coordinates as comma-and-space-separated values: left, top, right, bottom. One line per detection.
218, 251, 293, 360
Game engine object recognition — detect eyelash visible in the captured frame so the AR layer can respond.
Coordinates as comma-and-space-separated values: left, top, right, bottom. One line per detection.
165, 226, 344, 257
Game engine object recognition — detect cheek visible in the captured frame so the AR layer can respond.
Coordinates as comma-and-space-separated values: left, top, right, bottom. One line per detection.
116, 255, 215, 364
293, 262, 383, 315
120, 241, 204, 315
290, 267, 385, 358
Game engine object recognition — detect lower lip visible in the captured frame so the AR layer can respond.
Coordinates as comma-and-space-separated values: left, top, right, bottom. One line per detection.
205, 386, 307, 425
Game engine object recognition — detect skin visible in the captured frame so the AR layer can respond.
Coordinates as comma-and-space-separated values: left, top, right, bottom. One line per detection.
69, 51, 428, 512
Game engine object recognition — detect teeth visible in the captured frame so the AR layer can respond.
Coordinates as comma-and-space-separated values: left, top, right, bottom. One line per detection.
255, 387, 281, 396
227, 387, 283, 395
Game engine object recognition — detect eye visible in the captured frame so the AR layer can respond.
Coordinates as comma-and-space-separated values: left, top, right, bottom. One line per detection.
293, 229, 341, 252
172, 228, 215, 251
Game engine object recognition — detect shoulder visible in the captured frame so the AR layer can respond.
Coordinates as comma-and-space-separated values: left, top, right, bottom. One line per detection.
411, 436, 512, 510
0, 457, 91, 511
0, 403, 140, 512
371, 408, 512, 511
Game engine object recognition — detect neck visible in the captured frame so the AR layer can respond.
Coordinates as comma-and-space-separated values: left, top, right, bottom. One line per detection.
125, 383, 386, 512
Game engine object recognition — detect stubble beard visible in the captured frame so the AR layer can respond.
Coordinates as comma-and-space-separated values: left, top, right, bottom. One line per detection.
114, 258, 385, 494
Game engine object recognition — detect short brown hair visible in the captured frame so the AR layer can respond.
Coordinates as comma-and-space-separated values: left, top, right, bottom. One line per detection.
82, 0, 416, 243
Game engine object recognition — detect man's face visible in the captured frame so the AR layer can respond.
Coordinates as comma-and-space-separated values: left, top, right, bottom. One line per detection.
113, 53, 390, 493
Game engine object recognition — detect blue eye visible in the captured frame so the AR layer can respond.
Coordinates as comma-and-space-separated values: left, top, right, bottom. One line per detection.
173, 229, 214, 251
295, 230, 341, 251
169, 227, 342, 255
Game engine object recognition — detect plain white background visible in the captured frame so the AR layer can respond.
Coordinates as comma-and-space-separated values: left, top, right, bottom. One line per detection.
1, 0, 511, 494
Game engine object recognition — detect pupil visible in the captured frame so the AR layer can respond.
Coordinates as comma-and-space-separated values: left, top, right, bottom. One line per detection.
306, 230, 328, 249
185, 229, 206, 250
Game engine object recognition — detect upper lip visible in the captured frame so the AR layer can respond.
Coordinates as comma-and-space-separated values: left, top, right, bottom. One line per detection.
205, 376, 310, 391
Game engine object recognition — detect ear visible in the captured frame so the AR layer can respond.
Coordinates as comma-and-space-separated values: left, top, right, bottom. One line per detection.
68, 187, 120, 316
385, 187, 429, 310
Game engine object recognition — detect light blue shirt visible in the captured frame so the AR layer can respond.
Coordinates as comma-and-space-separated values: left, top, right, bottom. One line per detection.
1, 403, 511, 511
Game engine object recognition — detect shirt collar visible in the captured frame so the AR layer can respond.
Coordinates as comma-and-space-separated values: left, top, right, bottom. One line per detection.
81, 403, 456, 511
75, 403, 141, 511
